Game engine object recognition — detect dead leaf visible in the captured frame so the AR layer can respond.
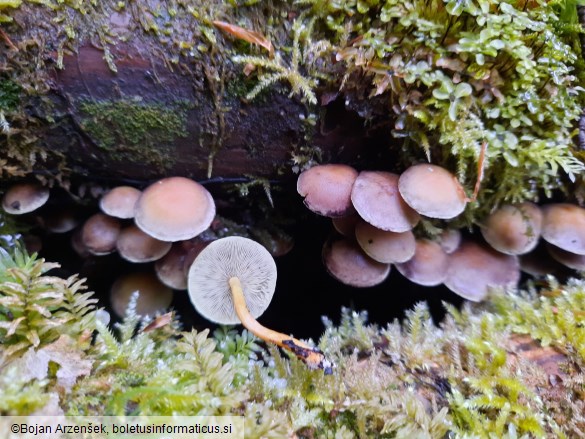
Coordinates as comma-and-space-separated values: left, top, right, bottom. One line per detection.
213, 21, 274, 56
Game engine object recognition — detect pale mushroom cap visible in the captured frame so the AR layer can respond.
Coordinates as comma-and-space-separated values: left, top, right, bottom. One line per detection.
2, 183, 50, 215
355, 220, 416, 263
541, 203, 585, 255
351, 171, 420, 232
297, 164, 358, 217
481, 202, 542, 255
99, 186, 142, 219
546, 243, 585, 271
398, 164, 467, 219
332, 213, 360, 237
134, 177, 216, 242
116, 225, 172, 263
396, 239, 449, 286
110, 272, 173, 318
81, 213, 121, 255
322, 237, 390, 287
439, 229, 462, 254
445, 240, 520, 301
187, 236, 277, 325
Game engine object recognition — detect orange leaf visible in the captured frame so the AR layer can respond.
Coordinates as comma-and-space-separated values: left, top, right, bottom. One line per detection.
213, 20, 274, 56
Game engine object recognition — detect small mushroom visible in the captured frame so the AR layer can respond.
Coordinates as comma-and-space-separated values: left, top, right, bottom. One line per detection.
445, 240, 520, 301
99, 186, 142, 219
134, 177, 215, 242
297, 164, 358, 217
43, 208, 79, 234
396, 239, 449, 286
332, 213, 360, 237
116, 225, 172, 263
519, 242, 568, 277
188, 236, 332, 373
398, 164, 467, 219
541, 203, 585, 255
81, 213, 121, 255
354, 220, 416, 264
546, 243, 585, 271
439, 229, 462, 254
322, 236, 391, 287
155, 240, 209, 290
480, 202, 542, 255
351, 171, 420, 232
2, 182, 50, 215
110, 272, 173, 318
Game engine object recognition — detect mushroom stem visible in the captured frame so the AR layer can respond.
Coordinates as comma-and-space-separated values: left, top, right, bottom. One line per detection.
229, 277, 333, 374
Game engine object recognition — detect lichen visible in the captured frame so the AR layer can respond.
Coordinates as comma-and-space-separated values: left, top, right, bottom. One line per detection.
78, 98, 192, 169
1, 247, 584, 436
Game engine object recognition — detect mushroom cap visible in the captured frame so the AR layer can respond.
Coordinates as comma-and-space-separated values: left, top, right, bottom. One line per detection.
546, 243, 585, 271
99, 186, 142, 219
81, 213, 121, 255
297, 164, 358, 217
187, 236, 277, 325
445, 240, 520, 301
110, 272, 173, 318
155, 239, 210, 290
396, 239, 449, 286
398, 164, 467, 219
322, 237, 390, 287
541, 203, 585, 255
351, 171, 420, 232
481, 202, 542, 255
43, 208, 79, 234
355, 220, 416, 263
116, 225, 172, 263
2, 183, 50, 215
134, 177, 215, 242
439, 229, 462, 254
332, 213, 360, 237
519, 242, 569, 277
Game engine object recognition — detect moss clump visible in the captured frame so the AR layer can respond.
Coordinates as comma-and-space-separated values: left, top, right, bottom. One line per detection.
1, 247, 584, 436
0, 79, 20, 111
78, 99, 192, 168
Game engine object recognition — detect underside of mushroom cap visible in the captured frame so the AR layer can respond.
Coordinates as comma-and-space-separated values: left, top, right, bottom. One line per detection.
541, 203, 585, 255
398, 164, 467, 219
187, 236, 277, 325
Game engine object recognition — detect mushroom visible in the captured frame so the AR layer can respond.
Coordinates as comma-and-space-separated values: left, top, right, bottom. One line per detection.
398, 164, 467, 219
110, 272, 173, 318
43, 208, 79, 234
546, 243, 585, 271
519, 242, 569, 277
480, 202, 542, 255
2, 182, 50, 215
354, 219, 416, 264
350, 171, 420, 232
322, 236, 391, 287
188, 236, 332, 373
99, 185, 142, 219
332, 213, 360, 237
541, 203, 585, 255
438, 229, 462, 254
81, 213, 121, 255
396, 239, 449, 286
155, 240, 209, 290
445, 240, 520, 301
297, 164, 358, 217
116, 225, 172, 263
134, 177, 215, 242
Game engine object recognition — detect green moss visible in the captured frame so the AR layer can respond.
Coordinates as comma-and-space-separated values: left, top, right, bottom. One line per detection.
78, 98, 192, 168
0, 79, 21, 111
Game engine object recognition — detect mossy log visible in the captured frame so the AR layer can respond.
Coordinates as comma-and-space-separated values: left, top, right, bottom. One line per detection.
0, 1, 371, 184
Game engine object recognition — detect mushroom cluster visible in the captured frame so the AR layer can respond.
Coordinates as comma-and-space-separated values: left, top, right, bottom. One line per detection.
297, 164, 585, 301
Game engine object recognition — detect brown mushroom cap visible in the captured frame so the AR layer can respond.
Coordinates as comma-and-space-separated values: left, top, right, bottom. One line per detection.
187, 236, 277, 324
322, 237, 390, 287
110, 272, 173, 318
134, 177, 215, 242
541, 203, 585, 255
396, 239, 449, 286
445, 240, 520, 301
99, 186, 142, 219
81, 213, 121, 255
116, 225, 172, 263
332, 213, 360, 237
155, 240, 210, 290
519, 242, 568, 277
355, 220, 416, 263
2, 183, 50, 215
546, 243, 585, 271
297, 164, 358, 217
398, 164, 467, 219
481, 202, 542, 255
351, 171, 420, 232
43, 208, 79, 234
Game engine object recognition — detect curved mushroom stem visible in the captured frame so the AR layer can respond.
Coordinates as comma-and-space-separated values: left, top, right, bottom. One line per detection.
229, 277, 333, 374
